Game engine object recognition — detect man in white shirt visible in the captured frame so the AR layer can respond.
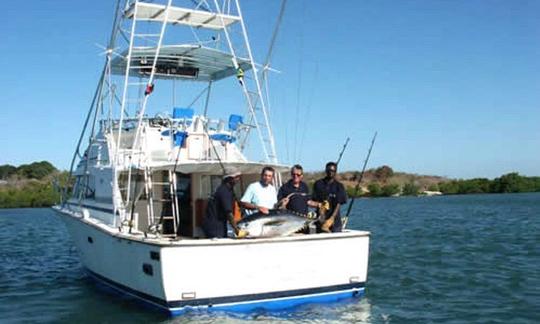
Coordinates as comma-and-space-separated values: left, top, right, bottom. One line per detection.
240, 166, 277, 215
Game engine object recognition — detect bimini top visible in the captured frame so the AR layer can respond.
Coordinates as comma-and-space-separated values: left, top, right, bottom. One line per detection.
111, 45, 253, 82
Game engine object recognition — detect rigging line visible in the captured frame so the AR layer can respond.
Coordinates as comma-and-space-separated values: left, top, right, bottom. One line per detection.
293, 0, 306, 162
107, 67, 114, 134
105, 79, 123, 105
191, 0, 211, 12
298, 60, 319, 158
282, 96, 291, 164
263, 0, 287, 69
187, 85, 210, 108
203, 81, 213, 117
89, 76, 104, 141
203, 124, 227, 176
259, 0, 287, 166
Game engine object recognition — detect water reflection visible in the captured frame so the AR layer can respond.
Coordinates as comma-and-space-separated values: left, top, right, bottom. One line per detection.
165, 297, 373, 323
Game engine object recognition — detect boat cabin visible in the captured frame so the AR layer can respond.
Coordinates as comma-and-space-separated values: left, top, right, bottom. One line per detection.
69, 109, 287, 239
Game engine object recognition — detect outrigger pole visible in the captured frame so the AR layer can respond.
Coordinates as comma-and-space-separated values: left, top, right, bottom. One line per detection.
342, 132, 377, 229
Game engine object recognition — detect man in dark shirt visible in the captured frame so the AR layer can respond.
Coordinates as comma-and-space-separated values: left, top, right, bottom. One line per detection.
312, 162, 348, 232
277, 164, 318, 214
202, 168, 247, 238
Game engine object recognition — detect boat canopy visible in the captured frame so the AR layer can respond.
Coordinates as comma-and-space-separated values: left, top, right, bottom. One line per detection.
125, 2, 240, 30
150, 161, 289, 175
111, 45, 252, 81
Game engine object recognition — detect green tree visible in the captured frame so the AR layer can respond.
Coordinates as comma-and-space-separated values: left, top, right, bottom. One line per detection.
381, 183, 400, 197
0, 182, 60, 208
439, 181, 460, 194
374, 165, 394, 183
402, 182, 420, 196
455, 178, 490, 194
492, 172, 528, 193
367, 182, 381, 197
0, 165, 17, 179
17, 161, 56, 180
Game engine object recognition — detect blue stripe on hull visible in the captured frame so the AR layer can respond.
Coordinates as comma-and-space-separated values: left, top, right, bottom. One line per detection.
85, 269, 365, 316
171, 288, 365, 315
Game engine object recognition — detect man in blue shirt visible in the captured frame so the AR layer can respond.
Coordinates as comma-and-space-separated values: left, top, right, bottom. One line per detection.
312, 162, 348, 232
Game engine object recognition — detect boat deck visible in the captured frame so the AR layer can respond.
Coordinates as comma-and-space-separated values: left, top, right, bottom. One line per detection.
54, 205, 370, 247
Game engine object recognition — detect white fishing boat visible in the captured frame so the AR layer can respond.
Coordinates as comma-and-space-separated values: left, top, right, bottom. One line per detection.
53, 0, 370, 315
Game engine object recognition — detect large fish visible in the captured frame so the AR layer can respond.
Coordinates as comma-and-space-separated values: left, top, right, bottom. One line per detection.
236, 210, 317, 238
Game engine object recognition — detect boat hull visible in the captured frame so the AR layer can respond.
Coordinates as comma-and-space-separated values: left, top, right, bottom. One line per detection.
54, 206, 369, 315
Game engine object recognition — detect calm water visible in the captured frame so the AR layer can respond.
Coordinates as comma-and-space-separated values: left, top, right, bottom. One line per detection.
0, 193, 538, 323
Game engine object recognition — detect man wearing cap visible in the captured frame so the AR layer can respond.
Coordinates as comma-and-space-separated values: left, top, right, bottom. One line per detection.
240, 166, 277, 215
202, 168, 248, 238
312, 162, 348, 232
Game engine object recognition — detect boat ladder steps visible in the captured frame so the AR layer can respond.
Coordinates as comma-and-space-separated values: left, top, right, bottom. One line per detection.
144, 169, 179, 238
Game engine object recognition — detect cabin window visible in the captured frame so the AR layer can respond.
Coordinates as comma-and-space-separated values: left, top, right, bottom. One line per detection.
118, 172, 146, 202
85, 175, 96, 199
70, 175, 95, 199
200, 175, 222, 198
98, 144, 109, 165
72, 176, 82, 199
88, 144, 99, 162
174, 173, 193, 237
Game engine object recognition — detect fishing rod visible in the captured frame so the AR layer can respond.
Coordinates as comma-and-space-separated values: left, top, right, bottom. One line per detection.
336, 137, 350, 165
343, 131, 377, 229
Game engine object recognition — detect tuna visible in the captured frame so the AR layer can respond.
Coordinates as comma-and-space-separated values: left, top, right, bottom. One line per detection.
236, 210, 317, 238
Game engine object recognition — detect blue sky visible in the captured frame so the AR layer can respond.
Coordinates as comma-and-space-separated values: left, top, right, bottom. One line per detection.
1, 0, 539, 179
